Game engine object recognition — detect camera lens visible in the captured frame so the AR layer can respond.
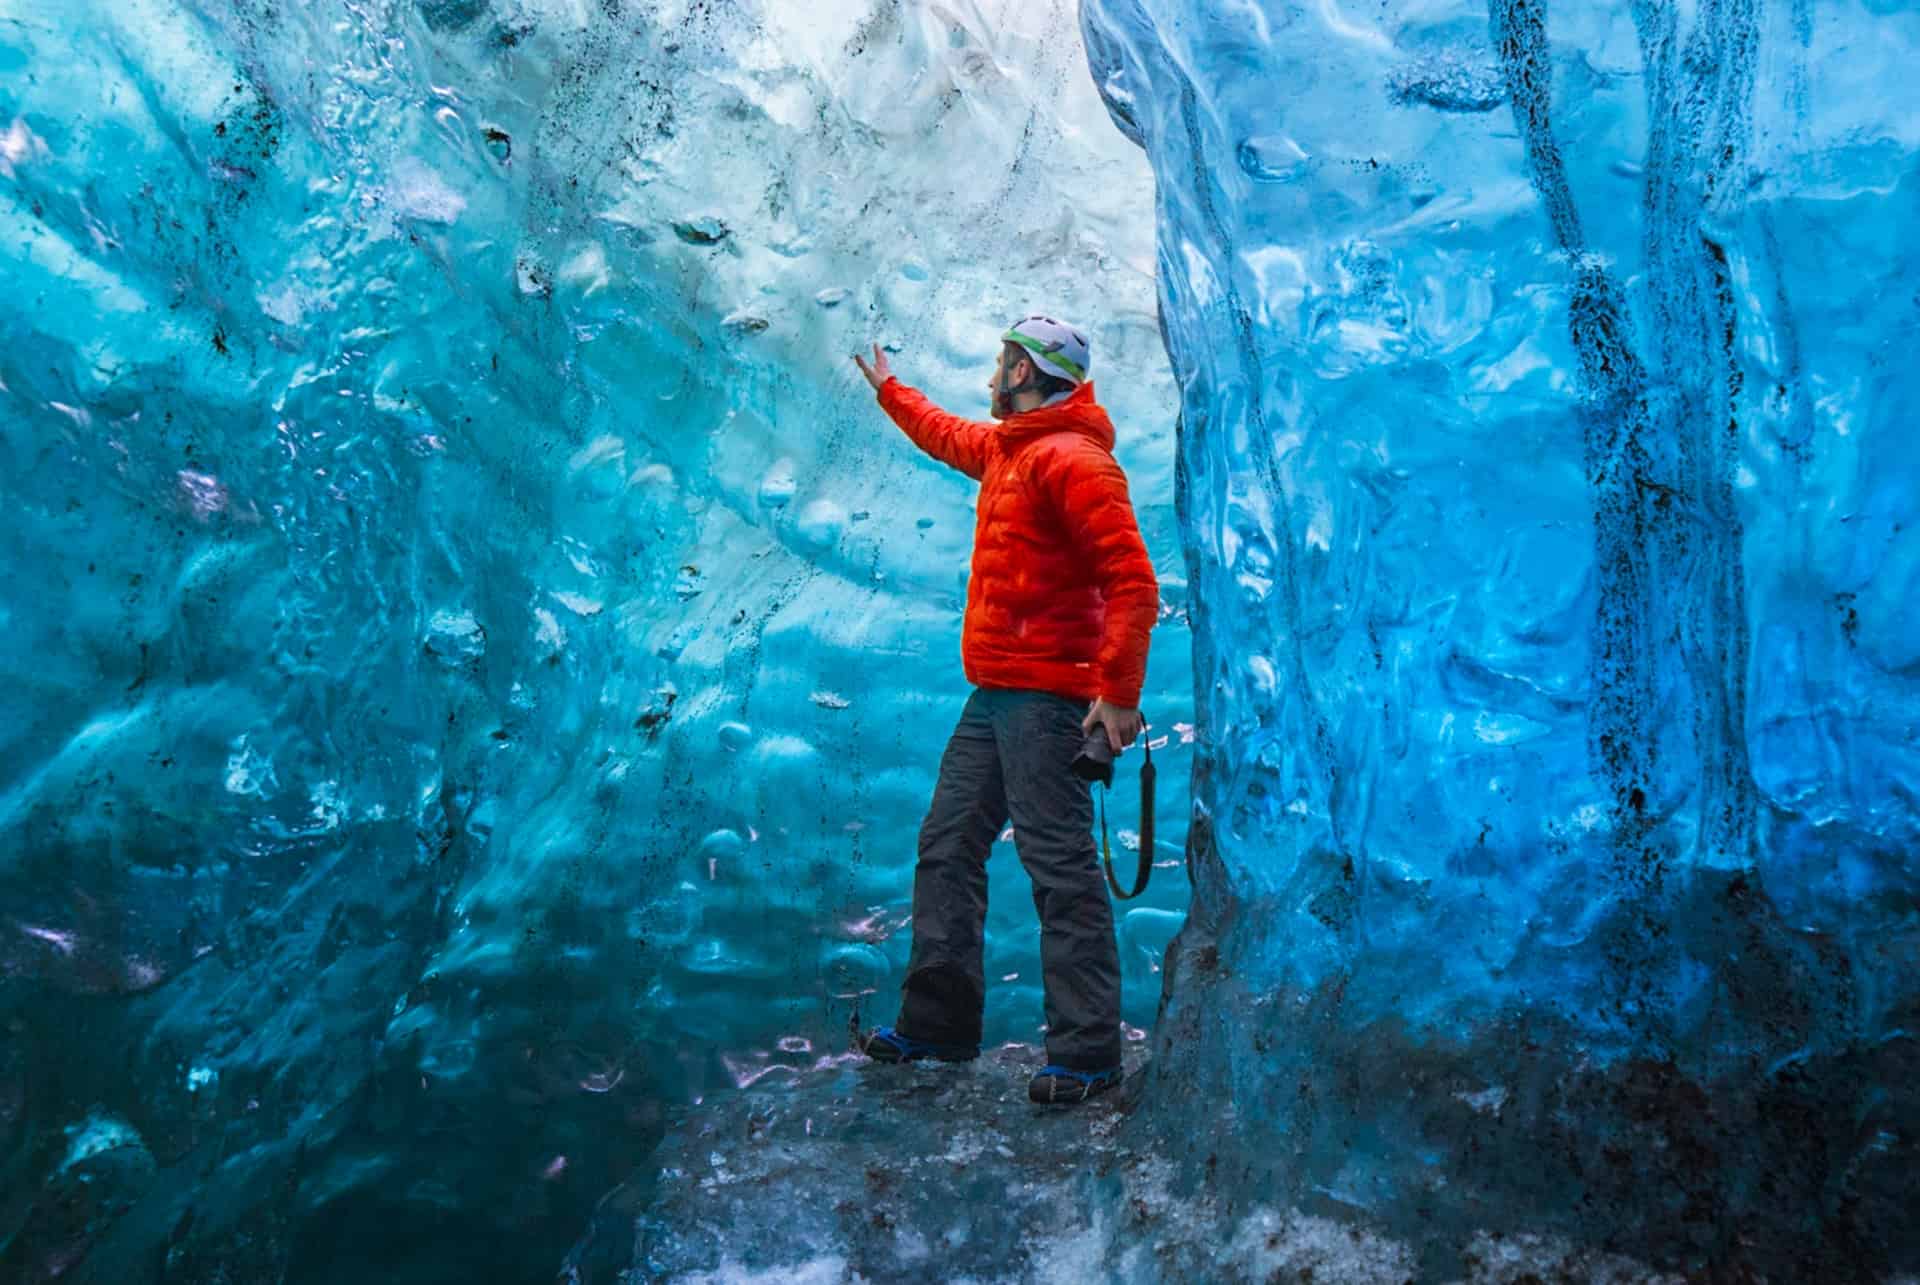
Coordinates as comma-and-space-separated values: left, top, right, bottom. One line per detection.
1070, 730, 1115, 785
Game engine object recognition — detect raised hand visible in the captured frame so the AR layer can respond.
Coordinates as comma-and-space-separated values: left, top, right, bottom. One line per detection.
852, 343, 894, 391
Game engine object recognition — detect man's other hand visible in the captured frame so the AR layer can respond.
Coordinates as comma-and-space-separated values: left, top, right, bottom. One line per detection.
852, 343, 893, 391
1082, 698, 1145, 753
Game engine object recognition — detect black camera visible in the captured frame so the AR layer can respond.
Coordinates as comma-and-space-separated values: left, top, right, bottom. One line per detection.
1070, 729, 1117, 786
1072, 720, 1155, 901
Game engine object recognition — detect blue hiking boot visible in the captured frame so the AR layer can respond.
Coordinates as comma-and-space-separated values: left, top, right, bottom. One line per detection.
1028, 1064, 1123, 1105
858, 1026, 979, 1064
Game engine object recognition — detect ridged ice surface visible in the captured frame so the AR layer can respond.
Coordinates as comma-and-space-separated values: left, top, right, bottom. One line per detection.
8, 0, 1920, 1279
0, 1, 1182, 1278
563, 1045, 1681, 1285
1084, 0, 1920, 1276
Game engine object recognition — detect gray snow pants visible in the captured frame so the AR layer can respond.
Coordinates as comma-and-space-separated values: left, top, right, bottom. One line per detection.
896, 686, 1123, 1071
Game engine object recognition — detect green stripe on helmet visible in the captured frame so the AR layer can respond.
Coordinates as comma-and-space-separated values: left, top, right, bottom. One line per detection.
1002, 328, 1087, 383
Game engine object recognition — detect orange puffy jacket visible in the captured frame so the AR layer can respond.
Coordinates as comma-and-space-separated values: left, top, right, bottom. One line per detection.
877, 377, 1158, 709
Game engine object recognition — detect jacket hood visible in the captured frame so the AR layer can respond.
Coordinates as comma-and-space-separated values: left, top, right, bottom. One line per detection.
996, 380, 1114, 453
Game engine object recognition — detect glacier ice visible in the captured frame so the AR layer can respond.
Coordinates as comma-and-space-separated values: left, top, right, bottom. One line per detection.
4, 0, 1919, 1279
563, 1043, 1694, 1284
0, 0, 1183, 1278
1083, 0, 1920, 1276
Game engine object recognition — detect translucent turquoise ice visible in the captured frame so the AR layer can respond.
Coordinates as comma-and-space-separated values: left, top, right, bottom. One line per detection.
6, 0, 1919, 1278
1086, 0, 1920, 1273
0, 1, 1182, 1277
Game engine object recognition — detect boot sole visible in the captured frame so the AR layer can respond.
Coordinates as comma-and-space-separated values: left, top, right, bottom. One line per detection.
859, 1037, 979, 1064
1028, 1073, 1122, 1105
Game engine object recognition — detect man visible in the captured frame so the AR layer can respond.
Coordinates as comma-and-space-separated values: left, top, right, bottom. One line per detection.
850, 314, 1158, 1106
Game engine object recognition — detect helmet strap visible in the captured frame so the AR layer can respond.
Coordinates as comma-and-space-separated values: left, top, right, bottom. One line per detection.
999, 355, 1036, 402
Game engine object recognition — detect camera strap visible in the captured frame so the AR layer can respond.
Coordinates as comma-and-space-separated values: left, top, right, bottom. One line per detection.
1098, 733, 1154, 900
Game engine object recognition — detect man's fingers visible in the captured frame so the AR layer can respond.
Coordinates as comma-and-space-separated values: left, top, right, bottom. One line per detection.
854, 346, 892, 389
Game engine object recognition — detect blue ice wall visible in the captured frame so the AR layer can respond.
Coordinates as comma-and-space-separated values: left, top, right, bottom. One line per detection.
1084, 0, 1920, 1274
0, 1, 1184, 1278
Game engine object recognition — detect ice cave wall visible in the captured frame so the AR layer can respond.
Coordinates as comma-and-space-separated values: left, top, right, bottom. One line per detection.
1083, 0, 1920, 1275
0, 1, 1183, 1278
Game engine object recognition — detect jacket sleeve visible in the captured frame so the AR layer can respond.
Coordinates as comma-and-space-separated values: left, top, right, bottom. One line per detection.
876, 377, 993, 481
1037, 441, 1159, 709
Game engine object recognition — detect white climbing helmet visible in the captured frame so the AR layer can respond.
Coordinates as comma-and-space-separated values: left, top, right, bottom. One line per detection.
1002, 313, 1091, 386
